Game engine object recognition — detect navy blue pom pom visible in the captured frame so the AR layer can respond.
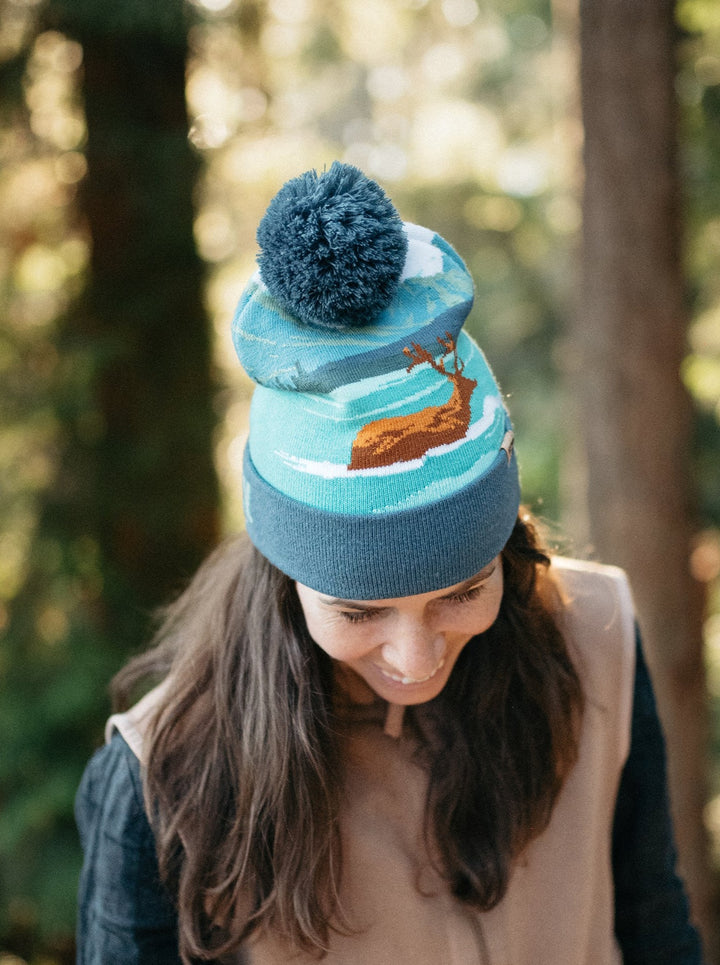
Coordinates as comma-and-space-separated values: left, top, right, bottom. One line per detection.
256, 163, 408, 329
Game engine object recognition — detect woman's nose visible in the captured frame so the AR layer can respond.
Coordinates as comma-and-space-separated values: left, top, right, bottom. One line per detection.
380, 619, 446, 680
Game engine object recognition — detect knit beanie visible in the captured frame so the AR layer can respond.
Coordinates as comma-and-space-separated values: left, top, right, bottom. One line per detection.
232, 163, 520, 599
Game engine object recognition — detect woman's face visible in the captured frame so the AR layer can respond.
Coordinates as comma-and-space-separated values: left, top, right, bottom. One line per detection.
295, 558, 503, 705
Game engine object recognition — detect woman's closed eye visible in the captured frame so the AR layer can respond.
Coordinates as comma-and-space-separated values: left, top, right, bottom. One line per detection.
336, 579, 490, 622
442, 583, 486, 606
338, 607, 382, 624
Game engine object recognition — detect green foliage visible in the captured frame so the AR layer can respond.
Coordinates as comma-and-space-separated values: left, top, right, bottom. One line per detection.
678, 0, 720, 528
0, 602, 120, 939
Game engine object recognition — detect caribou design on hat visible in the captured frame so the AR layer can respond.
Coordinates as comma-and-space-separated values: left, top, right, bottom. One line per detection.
349, 334, 477, 471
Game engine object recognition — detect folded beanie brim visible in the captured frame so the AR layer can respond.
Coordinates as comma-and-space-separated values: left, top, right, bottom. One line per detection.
242, 437, 520, 599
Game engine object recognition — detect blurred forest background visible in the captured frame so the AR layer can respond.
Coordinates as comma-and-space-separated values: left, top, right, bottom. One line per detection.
1, 0, 720, 961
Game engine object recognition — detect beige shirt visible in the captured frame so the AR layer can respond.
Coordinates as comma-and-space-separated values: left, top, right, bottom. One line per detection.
108, 557, 636, 965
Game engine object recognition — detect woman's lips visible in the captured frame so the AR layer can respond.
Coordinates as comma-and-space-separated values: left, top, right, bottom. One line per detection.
375, 656, 446, 686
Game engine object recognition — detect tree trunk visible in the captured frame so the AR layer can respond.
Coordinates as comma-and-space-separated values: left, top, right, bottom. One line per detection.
576, 0, 714, 953
48, 1, 220, 626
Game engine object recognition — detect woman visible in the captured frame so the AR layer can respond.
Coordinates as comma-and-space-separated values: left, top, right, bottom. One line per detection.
75, 163, 702, 964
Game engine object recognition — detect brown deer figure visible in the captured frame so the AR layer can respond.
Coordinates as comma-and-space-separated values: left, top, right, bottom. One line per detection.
348, 333, 477, 470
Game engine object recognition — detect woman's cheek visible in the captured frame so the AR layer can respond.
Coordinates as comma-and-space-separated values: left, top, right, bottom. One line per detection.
305, 614, 375, 661
461, 593, 503, 635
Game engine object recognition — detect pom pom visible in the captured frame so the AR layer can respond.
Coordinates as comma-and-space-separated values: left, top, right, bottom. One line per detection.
256, 162, 409, 329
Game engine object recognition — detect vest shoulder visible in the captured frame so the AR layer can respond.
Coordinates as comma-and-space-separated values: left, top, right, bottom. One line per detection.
550, 554, 630, 589
549, 555, 635, 642
105, 679, 170, 763
549, 557, 636, 742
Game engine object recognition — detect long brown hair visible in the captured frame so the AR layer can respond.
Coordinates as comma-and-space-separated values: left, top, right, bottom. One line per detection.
112, 513, 583, 963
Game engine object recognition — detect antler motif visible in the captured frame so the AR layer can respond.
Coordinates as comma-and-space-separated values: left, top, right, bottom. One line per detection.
403, 342, 445, 375
437, 333, 464, 374
402, 332, 460, 376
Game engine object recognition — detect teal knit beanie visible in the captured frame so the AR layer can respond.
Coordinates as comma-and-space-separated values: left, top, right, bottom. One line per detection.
232, 163, 520, 598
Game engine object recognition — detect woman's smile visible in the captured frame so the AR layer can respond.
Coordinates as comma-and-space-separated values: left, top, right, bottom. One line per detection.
376, 655, 446, 685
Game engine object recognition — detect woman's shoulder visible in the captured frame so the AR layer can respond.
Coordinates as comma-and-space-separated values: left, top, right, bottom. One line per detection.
548, 556, 637, 731
549, 555, 636, 647
75, 730, 150, 850
104, 679, 171, 764
549, 554, 633, 597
